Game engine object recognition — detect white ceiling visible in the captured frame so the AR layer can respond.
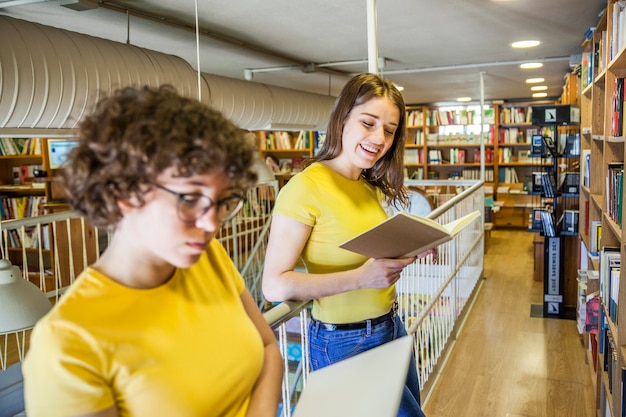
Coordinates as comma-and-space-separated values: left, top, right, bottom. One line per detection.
0, 0, 606, 105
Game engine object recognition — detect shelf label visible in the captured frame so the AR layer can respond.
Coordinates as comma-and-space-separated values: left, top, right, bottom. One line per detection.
547, 302, 559, 315
544, 294, 563, 302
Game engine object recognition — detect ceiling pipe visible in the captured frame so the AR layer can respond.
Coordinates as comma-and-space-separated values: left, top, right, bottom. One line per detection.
366, 0, 379, 75
193, 0, 202, 101
379, 56, 570, 75
95, 1, 348, 82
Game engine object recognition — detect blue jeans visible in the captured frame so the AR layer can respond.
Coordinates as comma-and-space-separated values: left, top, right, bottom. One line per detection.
308, 314, 426, 417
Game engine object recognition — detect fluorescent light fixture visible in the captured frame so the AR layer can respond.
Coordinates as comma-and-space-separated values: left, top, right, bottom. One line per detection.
526, 78, 545, 83
531, 86, 548, 91
511, 40, 541, 48
532, 92, 548, 98
520, 62, 543, 69
457, 97, 472, 102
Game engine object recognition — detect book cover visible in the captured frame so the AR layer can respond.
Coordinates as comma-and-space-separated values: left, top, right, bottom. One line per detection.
339, 210, 481, 259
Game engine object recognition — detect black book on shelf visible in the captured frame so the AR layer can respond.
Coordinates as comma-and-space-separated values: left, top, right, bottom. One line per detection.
540, 210, 556, 237
531, 208, 544, 231
541, 172, 555, 198
562, 134, 580, 157
559, 172, 580, 194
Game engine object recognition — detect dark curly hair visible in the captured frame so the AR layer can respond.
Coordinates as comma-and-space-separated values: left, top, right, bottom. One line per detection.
62, 85, 257, 228
310, 73, 408, 208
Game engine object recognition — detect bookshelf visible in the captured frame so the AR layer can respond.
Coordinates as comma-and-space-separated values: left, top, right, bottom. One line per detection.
0, 136, 77, 291
578, 3, 626, 415
405, 103, 562, 229
256, 130, 323, 187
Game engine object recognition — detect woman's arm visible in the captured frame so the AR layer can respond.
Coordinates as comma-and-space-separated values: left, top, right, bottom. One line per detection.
262, 214, 416, 302
241, 289, 284, 417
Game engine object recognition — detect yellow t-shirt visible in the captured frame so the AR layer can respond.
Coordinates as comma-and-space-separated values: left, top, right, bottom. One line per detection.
23, 239, 264, 417
273, 162, 396, 323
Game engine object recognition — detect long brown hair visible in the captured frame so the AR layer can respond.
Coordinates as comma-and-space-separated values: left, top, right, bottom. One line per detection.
310, 73, 408, 207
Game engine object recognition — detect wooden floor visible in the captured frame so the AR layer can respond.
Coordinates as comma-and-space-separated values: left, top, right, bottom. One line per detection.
423, 229, 596, 417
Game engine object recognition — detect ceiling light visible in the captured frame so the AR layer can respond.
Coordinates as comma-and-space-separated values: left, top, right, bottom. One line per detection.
520, 62, 543, 69
531, 86, 548, 91
532, 92, 548, 98
457, 97, 472, 102
394, 84, 405, 92
511, 40, 541, 48
526, 78, 545, 83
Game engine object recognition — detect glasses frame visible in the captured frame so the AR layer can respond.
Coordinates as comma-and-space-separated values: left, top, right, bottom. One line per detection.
153, 183, 246, 223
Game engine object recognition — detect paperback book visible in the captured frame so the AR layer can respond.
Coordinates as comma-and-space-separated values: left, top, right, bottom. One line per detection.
339, 210, 481, 259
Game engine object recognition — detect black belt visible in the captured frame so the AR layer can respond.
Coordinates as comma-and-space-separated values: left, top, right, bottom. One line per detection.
311, 307, 396, 331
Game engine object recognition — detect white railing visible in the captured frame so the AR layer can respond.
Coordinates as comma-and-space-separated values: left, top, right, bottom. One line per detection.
0, 179, 484, 417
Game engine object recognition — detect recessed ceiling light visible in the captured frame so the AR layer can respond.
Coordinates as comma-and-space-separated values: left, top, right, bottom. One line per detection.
393, 83, 404, 91
526, 78, 545, 83
531, 86, 548, 91
511, 40, 541, 48
532, 92, 548, 98
520, 62, 543, 69
457, 97, 472, 102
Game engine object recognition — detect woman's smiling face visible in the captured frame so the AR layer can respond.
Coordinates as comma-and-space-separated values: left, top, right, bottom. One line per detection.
337, 96, 400, 176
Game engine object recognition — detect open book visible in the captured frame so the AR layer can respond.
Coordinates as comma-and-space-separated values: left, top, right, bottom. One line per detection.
339, 210, 482, 259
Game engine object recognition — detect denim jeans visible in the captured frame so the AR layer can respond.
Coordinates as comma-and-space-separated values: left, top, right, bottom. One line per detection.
308, 314, 426, 417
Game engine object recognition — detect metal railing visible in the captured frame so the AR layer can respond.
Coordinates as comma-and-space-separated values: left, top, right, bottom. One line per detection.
0, 179, 485, 417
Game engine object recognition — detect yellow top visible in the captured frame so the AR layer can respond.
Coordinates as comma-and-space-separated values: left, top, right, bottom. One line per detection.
273, 162, 395, 323
23, 239, 264, 417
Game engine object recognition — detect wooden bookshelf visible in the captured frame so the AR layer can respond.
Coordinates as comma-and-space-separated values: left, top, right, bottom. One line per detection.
579, 3, 626, 415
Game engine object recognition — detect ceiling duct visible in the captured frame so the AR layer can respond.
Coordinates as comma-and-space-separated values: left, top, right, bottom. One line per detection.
0, 15, 334, 132
202, 73, 334, 131
0, 15, 208, 129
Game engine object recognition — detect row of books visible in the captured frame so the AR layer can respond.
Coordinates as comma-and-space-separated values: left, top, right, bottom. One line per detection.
425, 130, 493, 145
581, 29, 608, 91
0, 196, 46, 220
600, 247, 620, 326
460, 167, 494, 181
499, 106, 532, 125
404, 148, 423, 165
4, 225, 51, 250
406, 110, 424, 127
426, 148, 495, 165
259, 130, 322, 151
425, 109, 485, 126
499, 127, 538, 144
611, 77, 626, 137
606, 162, 624, 226
498, 167, 519, 184
581, 149, 591, 188
0, 137, 42, 156
408, 129, 424, 145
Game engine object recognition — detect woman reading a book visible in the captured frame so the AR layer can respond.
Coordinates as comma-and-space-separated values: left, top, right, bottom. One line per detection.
262, 73, 426, 417
23, 85, 283, 417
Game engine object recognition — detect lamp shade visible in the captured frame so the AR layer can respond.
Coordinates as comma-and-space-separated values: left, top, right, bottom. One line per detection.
0, 259, 51, 334
252, 152, 276, 183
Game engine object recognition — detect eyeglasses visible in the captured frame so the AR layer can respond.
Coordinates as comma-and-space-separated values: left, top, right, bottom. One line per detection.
153, 183, 245, 223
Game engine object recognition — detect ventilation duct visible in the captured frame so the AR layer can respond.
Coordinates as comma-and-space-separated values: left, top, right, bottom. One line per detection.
202, 73, 334, 131
0, 15, 334, 132
0, 16, 209, 129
